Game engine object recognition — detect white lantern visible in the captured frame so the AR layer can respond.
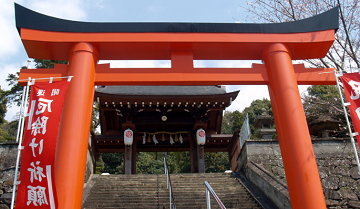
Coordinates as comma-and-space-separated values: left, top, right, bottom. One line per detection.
124, 128, 133, 146
196, 128, 206, 145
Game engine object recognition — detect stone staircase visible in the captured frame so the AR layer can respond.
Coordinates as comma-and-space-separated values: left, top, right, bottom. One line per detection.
170, 173, 262, 209
82, 174, 166, 209
82, 173, 263, 209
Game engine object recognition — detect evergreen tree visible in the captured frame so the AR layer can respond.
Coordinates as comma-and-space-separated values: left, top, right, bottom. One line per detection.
137, 152, 165, 174
96, 153, 124, 174
205, 152, 229, 173
0, 87, 7, 124
302, 85, 346, 137
221, 110, 244, 134
243, 98, 273, 138
167, 152, 191, 173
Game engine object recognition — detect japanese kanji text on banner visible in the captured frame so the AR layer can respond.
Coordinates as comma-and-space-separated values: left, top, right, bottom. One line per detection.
342, 73, 360, 148
15, 80, 69, 209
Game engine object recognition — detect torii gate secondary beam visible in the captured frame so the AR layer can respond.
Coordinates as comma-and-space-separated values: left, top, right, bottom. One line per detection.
15, 3, 339, 209
19, 63, 336, 86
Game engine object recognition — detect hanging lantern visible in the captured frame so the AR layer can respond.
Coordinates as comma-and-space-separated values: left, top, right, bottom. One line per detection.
124, 128, 133, 146
196, 128, 206, 145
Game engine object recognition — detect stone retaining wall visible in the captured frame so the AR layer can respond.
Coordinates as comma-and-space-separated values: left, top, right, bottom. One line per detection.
239, 139, 360, 209
0, 142, 94, 209
0, 142, 17, 209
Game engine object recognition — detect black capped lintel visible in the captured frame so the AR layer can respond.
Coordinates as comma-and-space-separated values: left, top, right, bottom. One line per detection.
15, 3, 338, 35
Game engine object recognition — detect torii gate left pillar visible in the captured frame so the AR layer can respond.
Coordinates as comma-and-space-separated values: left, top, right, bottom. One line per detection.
15, 3, 339, 209
54, 43, 98, 208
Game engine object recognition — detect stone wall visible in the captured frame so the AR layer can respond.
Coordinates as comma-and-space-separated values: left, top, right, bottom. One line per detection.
239, 139, 360, 209
84, 145, 95, 184
0, 142, 17, 209
0, 142, 94, 209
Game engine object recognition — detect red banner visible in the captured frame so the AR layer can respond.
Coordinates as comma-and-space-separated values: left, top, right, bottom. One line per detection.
15, 80, 69, 209
342, 73, 360, 146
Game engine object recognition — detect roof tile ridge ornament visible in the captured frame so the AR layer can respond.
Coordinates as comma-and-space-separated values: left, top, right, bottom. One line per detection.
15, 3, 338, 34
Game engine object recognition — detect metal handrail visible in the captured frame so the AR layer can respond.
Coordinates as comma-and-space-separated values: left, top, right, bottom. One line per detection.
204, 181, 226, 209
164, 153, 176, 209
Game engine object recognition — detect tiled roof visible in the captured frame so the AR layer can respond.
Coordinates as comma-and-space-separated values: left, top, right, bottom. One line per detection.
96, 86, 227, 96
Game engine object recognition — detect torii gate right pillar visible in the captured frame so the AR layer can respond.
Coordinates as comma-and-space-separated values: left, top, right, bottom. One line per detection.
263, 43, 326, 209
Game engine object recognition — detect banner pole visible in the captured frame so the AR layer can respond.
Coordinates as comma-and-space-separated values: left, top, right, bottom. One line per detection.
10, 78, 32, 209
15, 86, 26, 142
334, 71, 360, 174
18, 78, 32, 146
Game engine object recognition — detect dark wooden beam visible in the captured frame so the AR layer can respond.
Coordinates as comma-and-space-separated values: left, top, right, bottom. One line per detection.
197, 144, 205, 173
100, 109, 106, 134
124, 145, 132, 175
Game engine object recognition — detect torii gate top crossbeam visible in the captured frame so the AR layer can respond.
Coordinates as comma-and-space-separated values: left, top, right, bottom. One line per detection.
15, 3, 338, 61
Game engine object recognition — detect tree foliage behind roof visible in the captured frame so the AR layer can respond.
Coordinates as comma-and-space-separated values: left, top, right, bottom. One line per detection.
245, 1, 357, 137
302, 85, 347, 137
6, 60, 68, 106
245, 0, 359, 71
222, 98, 273, 139
0, 59, 69, 141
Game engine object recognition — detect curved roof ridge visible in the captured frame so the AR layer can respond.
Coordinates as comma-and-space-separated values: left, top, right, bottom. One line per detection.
15, 3, 338, 34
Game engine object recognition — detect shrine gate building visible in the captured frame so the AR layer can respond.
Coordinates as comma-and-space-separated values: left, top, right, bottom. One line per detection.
94, 85, 239, 174
15, 3, 338, 209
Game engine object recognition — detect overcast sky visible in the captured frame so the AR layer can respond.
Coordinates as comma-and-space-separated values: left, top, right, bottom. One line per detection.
0, 0, 308, 121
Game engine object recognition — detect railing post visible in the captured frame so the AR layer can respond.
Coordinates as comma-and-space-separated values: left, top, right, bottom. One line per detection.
167, 170, 169, 189
206, 188, 211, 209
204, 181, 226, 209
169, 184, 172, 209
164, 153, 176, 209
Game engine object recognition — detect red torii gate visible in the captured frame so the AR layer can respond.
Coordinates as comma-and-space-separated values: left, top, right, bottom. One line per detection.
15, 3, 338, 209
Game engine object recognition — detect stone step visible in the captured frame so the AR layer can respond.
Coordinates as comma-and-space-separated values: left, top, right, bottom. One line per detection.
82, 173, 263, 209
85, 192, 166, 197
171, 202, 261, 208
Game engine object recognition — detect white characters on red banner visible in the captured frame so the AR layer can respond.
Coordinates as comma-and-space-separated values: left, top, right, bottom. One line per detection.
36, 89, 45, 97
348, 80, 360, 120
51, 89, 60, 96
36, 98, 53, 115
16, 80, 69, 209
27, 185, 48, 206
342, 73, 360, 150
25, 88, 58, 207
29, 138, 43, 157
28, 161, 46, 183
349, 80, 360, 100
31, 116, 49, 136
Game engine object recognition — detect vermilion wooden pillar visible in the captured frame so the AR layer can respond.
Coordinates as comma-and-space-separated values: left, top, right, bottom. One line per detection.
54, 43, 99, 209
263, 43, 326, 209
